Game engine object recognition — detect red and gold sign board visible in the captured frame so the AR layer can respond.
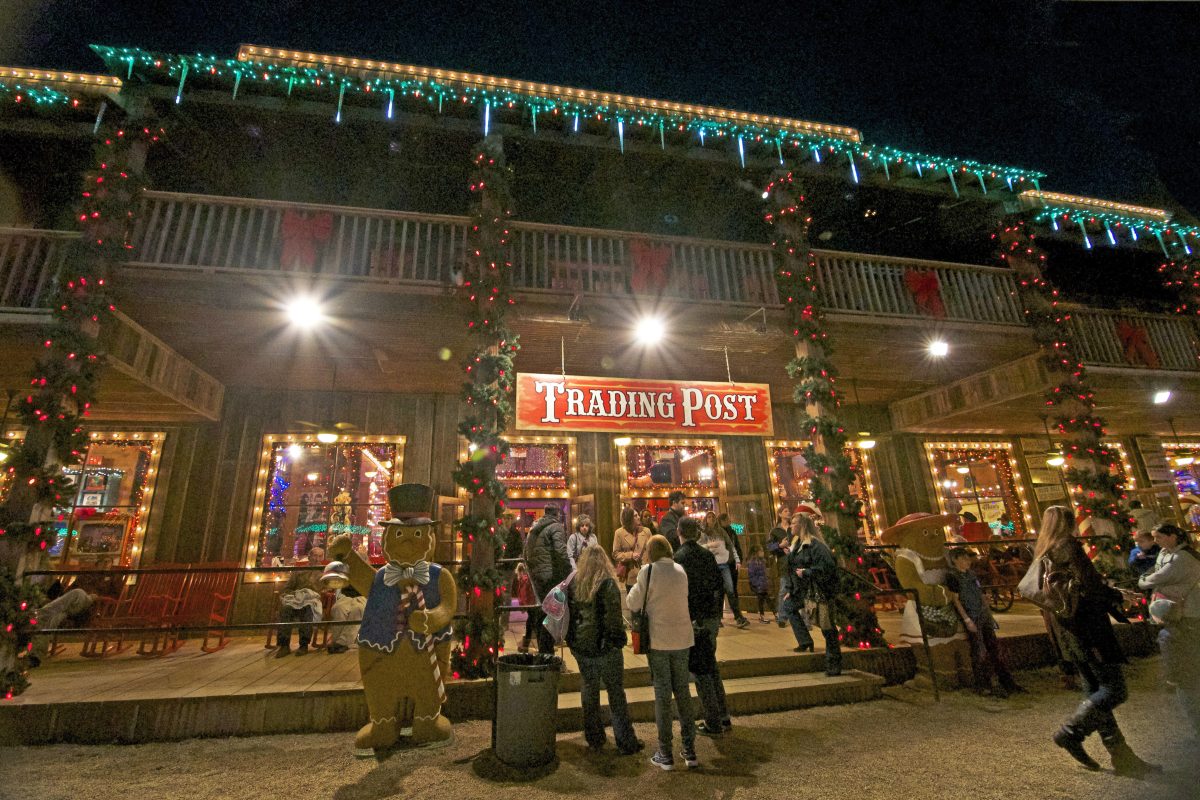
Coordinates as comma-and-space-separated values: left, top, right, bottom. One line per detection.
515, 373, 773, 436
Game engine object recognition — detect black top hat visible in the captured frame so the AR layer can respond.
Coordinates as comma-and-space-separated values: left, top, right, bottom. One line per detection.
385, 483, 435, 526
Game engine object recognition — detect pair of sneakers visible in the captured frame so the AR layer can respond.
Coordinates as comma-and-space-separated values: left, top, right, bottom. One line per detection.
651, 748, 698, 771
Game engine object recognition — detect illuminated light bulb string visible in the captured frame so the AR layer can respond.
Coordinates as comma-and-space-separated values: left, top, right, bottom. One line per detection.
1157, 256, 1200, 320
995, 216, 1133, 574
0, 124, 160, 699
763, 170, 887, 650
449, 136, 520, 680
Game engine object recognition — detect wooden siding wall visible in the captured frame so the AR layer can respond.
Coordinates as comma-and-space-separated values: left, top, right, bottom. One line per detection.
872, 433, 936, 524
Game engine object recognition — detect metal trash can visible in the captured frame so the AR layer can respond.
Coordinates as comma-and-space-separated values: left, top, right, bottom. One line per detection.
493, 652, 562, 768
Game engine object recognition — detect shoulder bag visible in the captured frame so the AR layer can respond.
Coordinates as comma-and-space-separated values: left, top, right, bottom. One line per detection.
630, 564, 652, 654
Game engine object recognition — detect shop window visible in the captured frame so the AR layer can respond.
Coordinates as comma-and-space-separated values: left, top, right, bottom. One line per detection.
926, 441, 1032, 536
1163, 441, 1200, 529
247, 436, 404, 570
496, 439, 577, 498
619, 438, 723, 522
765, 441, 881, 539
49, 433, 164, 568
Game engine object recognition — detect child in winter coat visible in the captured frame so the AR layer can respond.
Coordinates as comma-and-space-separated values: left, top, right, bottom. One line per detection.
746, 544, 772, 623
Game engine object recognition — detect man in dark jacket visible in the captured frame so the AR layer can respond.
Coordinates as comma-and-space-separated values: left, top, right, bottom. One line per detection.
523, 504, 571, 654
658, 491, 687, 551
674, 516, 731, 735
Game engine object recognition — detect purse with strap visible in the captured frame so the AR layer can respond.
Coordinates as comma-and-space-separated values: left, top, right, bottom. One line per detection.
630, 564, 653, 654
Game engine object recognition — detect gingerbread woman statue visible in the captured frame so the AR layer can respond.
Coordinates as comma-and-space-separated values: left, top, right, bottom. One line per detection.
328, 483, 456, 754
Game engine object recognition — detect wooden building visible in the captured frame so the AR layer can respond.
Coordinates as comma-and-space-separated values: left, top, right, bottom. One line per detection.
1, 45, 1198, 622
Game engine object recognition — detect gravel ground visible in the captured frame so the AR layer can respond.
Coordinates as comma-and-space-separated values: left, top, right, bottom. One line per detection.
1, 658, 1195, 800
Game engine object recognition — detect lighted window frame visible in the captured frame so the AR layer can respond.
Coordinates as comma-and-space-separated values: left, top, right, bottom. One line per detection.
764, 440, 882, 540
50, 432, 164, 569
495, 435, 579, 499
244, 434, 406, 581
1162, 441, 1200, 528
617, 437, 724, 499
924, 441, 1033, 535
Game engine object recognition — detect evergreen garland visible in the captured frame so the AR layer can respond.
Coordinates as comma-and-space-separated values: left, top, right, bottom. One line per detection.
996, 217, 1133, 574
450, 137, 520, 679
764, 170, 887, 649
1157, 256, 1200, 319
0, 125, 161, 551
0, 571, 43, 699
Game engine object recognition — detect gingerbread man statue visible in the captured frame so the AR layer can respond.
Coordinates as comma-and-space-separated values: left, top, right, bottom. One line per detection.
328, 483, 456, 755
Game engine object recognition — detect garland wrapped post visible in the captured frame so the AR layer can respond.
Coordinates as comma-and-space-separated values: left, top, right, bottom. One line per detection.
996, 216, 1133, 577
764, 170, 887, 649
1158, 256, 1200, 321
450, 137, 520, 679
0, 124, 160, 698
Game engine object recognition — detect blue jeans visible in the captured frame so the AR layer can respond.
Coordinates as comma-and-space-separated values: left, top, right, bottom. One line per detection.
780, 594, 814, 649
575, 648, 638, 750
691, 618, 729, 729
718, 564, 743, 619
647, 648, 696, 754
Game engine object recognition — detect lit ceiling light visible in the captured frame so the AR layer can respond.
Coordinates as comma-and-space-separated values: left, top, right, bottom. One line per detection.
857, 431, 876, 449
1046, 452, 1066, 467
287, 444, 303, 459
928, 340, 950, 357
316, 430, 339, 444
285, 295, 326, 328
1153, 389, 1172, 405
613, 436, 632, 447
305, 472, 320, 482
1176, 453, 1196, 467
0, 444, 9, 464
698, 467, 714, 480
635, 316, 666, 345
955, 464, 971, 475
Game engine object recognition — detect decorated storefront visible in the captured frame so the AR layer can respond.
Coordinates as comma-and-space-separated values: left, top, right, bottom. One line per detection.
1162, 440, 1200, 528
924, 440, 1034, 536
765, 439, 883, 540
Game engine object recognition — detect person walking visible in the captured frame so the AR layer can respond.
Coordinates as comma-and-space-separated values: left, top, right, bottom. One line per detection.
1138, 523, 1200, 738
676, 516, 733, 737
787, 513, 842, 676
612, 507, 650, 594
566, 543, 644, 755
745, 544, 773, 623
702, 511, 750, 629
626, 534, 698, 771
523, 504, 571, 655
1038, 506, 1159, 777
658, 491, 687, 551
566, 514, 599, 570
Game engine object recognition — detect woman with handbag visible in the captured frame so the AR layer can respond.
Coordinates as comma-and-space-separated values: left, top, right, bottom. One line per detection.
612, 507, 650, 595
566, 543, 644, 755
626, 534, 697, 771
1036, 506, 1158, 777
1138, 523, 1200, 738
787, 514, 842, 676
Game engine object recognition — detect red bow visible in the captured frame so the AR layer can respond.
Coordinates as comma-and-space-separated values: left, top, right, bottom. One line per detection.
903, 269, 946, 318
628, 239, 672, 294
280, 210, 333, 272
1115, 321, 1160, 368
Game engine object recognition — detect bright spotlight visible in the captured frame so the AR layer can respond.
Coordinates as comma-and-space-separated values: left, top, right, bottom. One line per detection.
635, 317, 666, 345
286, 296, 326, 328
1153, 389, 1172, 405
928, 340, 949, 357
287, 444, 303, 460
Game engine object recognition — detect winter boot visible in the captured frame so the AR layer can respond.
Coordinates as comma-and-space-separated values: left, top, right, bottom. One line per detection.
1052, 700, 1103, 771
1099, 721, 1161, 778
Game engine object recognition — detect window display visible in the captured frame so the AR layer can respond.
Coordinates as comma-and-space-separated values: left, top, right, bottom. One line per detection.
618, 438, 723, 521
247, 436, 405, 570
49, 433, 163, 568
1163, 441, 1200, 529
926, 441, 1033, 536
765, 440, 882, 539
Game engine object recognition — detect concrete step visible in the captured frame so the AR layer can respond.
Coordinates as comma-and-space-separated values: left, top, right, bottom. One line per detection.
554, 669, 884, 732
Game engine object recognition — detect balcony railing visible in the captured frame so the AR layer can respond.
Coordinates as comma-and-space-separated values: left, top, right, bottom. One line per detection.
0, 227, 75, 311
127, 190, 1025, 325
1066, 307, 1200, 372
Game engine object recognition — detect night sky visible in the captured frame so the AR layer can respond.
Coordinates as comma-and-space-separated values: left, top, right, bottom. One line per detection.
3, 0, 1196, 216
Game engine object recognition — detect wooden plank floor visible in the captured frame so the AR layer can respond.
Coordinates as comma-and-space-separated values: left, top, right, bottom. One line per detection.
13, 607, 1051, 707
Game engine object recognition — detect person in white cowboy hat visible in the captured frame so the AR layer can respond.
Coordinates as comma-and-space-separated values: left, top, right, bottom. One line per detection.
321, 561, 365, 654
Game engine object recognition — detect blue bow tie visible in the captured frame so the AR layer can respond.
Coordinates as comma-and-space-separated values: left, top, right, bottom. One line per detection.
382, 560, 431, 586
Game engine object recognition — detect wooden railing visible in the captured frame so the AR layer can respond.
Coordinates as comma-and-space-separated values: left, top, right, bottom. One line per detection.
0, 227, 75, 311
1066, 307, 1200, 372
128, 190, 1026, 324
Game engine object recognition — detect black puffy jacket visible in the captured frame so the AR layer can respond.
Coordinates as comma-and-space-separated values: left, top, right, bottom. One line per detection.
524, 514, 570, 593
566, 577, 627, 657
